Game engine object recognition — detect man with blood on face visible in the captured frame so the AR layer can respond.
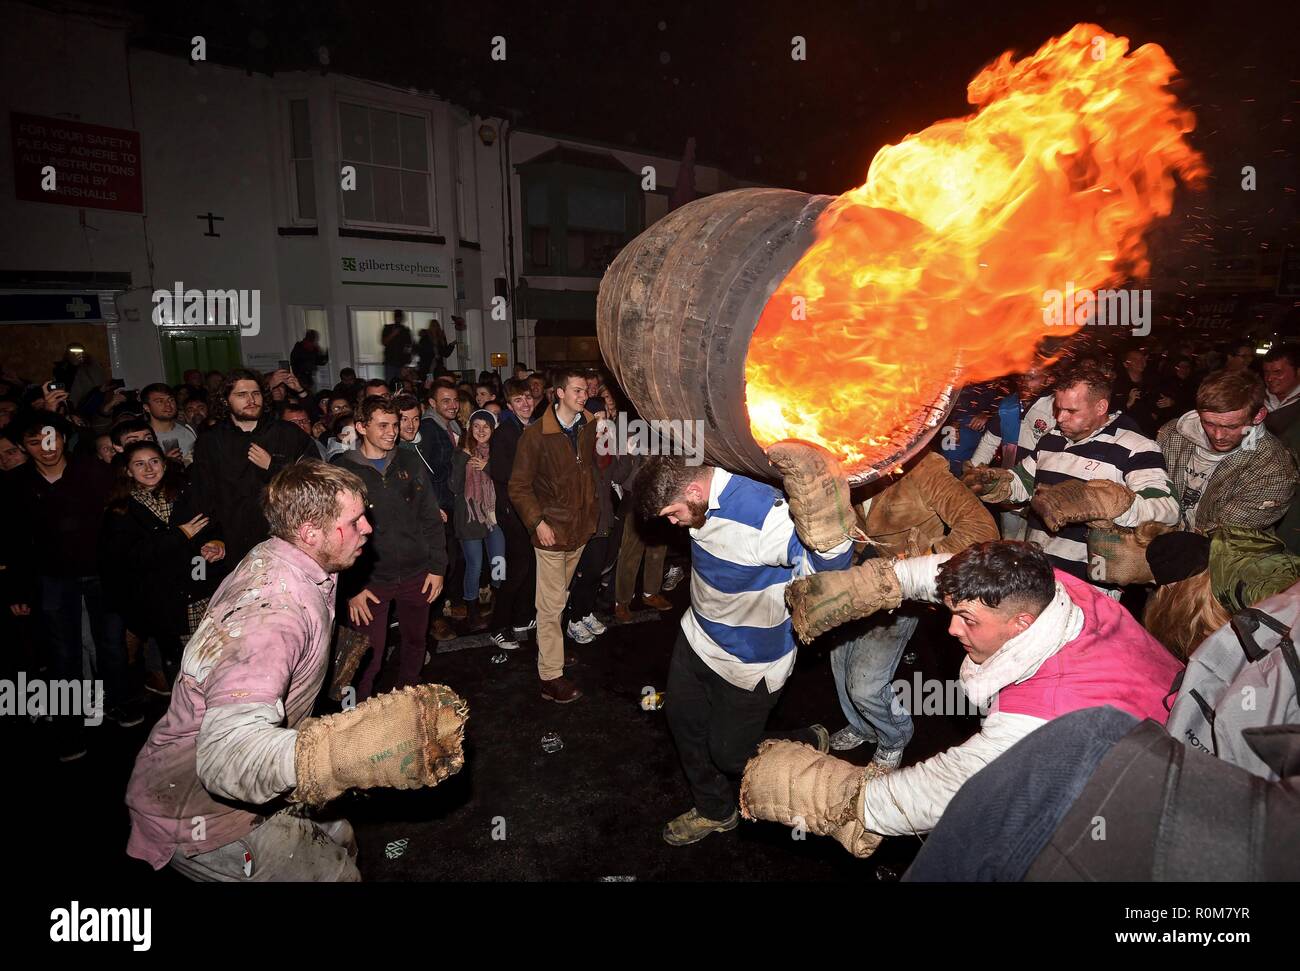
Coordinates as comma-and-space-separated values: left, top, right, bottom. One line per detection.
122, 460, 417, 882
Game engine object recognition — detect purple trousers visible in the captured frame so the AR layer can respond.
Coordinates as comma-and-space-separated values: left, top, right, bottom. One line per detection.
351, 575, 431, 701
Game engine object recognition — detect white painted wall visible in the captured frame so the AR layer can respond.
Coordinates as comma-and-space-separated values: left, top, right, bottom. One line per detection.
2, 2, 746, 385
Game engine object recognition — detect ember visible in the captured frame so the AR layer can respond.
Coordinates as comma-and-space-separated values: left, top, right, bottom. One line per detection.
745, 23, 1208, 471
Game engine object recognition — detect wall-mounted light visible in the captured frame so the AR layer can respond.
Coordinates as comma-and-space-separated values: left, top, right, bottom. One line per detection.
478, 124, 497, 146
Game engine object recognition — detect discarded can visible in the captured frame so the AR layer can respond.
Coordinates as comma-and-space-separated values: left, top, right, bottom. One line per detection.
640, 691, 665, 711
902, 651, 918, 666
541, 732, 564, 753
385, 838, 410, 860
875, 865, 899, 881
491, 652, 508, 664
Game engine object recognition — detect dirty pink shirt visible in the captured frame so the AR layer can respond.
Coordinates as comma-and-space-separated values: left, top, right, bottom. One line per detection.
125, 538, 337, 868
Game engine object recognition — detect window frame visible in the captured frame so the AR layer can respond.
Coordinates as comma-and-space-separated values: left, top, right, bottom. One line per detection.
282, 95, 318, 227
336, 97, 439, 234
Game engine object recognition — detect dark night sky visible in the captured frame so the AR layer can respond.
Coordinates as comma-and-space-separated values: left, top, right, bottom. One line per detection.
109, 0, 1299, 251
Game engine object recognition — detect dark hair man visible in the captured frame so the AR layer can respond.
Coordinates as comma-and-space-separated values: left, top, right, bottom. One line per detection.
508, 368, 598, 703
748, 540, 1182, 856
963, 365, 1177, 591
125, 460, 467, 881
1262, 344, 1300, 435
110, 417, 156, 451
632, 443, 855, 845
362, 378, 390, 400
486, 378, 538, 649
188, 368, 315, 576
4, 414, 117, 760
142, 382, 196, 463
418, 382, 465, 635
1223, 340, 1256, 373
290, 329, 329, 392
332, 397, 447, 699
381, 311, 414, 384
0, 429, 28, 472
281, 402, 327, 459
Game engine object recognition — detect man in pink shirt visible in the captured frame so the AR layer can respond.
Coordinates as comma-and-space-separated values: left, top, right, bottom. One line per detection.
741, 540, 1182, 857
125, 460, 468, 881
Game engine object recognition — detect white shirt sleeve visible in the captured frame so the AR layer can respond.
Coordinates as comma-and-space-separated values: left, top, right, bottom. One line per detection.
196, 702, 299, 804
891, 553, 953, 603
970, 429, 1000, 467
859, 710, 1047, 837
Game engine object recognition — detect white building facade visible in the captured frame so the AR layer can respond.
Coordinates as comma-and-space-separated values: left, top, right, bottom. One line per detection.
1, 1, 749, 389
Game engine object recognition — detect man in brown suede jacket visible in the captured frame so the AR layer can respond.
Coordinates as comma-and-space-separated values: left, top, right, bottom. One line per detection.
508, 368, 599, 702
825, 449, 998, 759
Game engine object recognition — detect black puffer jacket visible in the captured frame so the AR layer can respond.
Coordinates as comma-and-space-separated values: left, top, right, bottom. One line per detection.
331, 447, 448, 596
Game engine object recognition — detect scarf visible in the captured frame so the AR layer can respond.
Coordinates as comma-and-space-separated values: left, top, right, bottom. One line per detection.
132, 487, 174, 525
958, 581, 1083, 710
464, 442, 496, 527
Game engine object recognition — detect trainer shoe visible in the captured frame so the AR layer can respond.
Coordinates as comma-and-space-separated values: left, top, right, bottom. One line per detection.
490, 631, 520, 651
513, 619, 537, 639
566, 620, 595, 644
432, 618, 458, 641
143, 671, 172, 696
662, 807, 739, 846
830, 725, 871, 752
661, 565, 686, 592
640, 593, 673, 611
106, 703, 145, 729
540, 675, 582, 703
578, 613, 607, 636
872, 748, 905, 770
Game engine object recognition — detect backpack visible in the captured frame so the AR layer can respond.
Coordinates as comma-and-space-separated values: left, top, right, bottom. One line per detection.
1165, 583, 1300, 780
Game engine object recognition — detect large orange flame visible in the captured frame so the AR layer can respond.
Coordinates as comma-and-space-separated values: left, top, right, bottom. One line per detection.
745, 24, 1207, 470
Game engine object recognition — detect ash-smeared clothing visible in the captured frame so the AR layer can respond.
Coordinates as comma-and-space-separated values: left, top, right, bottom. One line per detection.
682, 470, 852, 692
1007, 412, 1177, 582
124, 538, 335, 869
1157, 410, 1297, 532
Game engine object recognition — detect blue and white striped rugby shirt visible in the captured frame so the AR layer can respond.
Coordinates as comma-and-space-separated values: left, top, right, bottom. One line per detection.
682, 469, 854, 691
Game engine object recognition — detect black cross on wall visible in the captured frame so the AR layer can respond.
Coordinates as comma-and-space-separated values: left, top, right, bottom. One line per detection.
197, 212, 224, 237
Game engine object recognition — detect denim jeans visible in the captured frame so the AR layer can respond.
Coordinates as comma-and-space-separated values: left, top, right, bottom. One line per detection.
459, 526, 505, 601
828, 608, 921, 754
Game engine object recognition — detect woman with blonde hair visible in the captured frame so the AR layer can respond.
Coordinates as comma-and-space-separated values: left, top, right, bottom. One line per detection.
1140, 527, 1300, 658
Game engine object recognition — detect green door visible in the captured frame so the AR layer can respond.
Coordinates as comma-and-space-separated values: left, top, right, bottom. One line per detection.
158, 329, 243, 384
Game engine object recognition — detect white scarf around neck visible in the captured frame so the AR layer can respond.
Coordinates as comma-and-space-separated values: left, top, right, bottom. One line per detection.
959, 581, 1083, 709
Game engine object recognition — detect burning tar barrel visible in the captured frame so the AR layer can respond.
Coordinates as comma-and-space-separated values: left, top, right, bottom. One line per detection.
597, 187, 958, 485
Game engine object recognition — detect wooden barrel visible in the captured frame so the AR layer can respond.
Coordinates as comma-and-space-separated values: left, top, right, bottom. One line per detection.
597, 187, 957, 484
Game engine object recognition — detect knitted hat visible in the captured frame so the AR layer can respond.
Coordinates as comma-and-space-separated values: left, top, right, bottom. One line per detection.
468, 408, 498, 429
1145, 530, 1211, 585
